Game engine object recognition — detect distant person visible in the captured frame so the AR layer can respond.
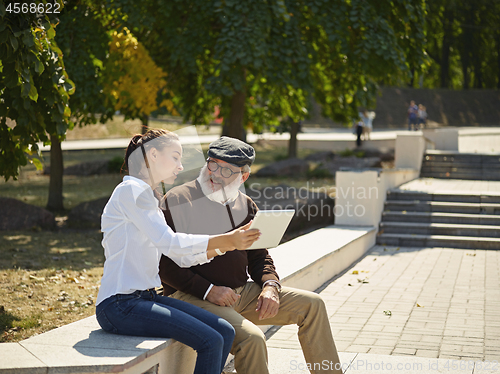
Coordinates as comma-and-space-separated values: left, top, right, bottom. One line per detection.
418, 104, 427, 129
96, 129, 260, 374
407, 100, 418, 130
359, 110, 376, 140
355, 117, 364, 147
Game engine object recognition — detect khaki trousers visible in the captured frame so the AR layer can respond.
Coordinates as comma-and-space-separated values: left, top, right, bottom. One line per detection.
171, 283, 342, 374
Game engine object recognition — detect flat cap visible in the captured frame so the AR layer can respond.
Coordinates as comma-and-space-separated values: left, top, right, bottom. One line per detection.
207, 136, 255, 167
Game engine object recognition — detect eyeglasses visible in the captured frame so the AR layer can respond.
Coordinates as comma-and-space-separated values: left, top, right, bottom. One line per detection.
206, 159, 241, 178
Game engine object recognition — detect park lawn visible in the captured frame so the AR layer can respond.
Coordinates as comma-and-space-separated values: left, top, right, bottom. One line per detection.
66, 115, 221, 141
0, 229, 104, 342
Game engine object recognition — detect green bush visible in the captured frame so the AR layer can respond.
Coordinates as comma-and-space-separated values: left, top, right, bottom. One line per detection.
273, 153, 288, 162
307, 167, 332, 179
338, 149, 365, 158
108, 156, 124, 173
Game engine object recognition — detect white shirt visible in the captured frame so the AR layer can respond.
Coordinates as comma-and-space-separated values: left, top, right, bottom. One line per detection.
96, 176, 210, 305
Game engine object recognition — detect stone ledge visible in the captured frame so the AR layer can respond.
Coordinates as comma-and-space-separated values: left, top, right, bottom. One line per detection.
1, 225, 377, 374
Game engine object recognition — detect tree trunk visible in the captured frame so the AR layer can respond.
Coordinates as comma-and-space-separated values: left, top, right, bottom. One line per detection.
141, 114, 149, 135
224, 89, 246, 141
408, 68, 415, 87
288, 121, 299, 159
497, 32, 500, 89
46, 134, 64, 212
440, 10, 454, 88
461, 4, 475, 89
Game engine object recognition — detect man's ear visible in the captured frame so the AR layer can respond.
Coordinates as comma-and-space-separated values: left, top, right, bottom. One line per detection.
241, 172, 250, 184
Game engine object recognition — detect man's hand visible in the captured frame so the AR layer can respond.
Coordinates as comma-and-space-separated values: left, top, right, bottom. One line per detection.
256, 285, 280, 320
206, 285, 240, 307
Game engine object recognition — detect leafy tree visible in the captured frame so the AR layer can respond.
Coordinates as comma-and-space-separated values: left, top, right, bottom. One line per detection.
424, 0, 500, 89
56, 0, 114, 127
0, 0, 74, 211
109, 0, 427, 142
101, 27, 177, 134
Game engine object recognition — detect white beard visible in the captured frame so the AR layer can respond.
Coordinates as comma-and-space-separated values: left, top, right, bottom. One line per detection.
197, 164, 242, 204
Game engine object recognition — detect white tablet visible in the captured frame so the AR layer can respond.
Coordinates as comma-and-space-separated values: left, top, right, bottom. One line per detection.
246, 209, 295, 250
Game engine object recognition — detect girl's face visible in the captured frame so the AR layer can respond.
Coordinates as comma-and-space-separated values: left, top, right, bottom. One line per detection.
151, 139, 184, 185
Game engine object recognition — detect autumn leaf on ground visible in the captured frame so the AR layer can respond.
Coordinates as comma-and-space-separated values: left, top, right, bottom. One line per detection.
352, 270, 359, 275
357, 278, 369, 284
416, 303, 424, 308
383, 310, 392, 316
29, 275, 45, 282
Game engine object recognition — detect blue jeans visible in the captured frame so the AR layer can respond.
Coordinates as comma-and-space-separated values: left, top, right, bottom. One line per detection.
96, 290, 235, 374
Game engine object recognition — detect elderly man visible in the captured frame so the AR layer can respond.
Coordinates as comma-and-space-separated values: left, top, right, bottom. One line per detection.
159, 136, 342, 374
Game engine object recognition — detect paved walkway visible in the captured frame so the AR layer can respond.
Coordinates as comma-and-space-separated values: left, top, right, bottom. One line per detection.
37, 127, 500, 152
267, 245, 500, 365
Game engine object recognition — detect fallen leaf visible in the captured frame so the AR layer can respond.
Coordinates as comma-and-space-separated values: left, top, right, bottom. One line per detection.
67, 277, 79, 284
383, 310, 392, 316
29, 275, 45, 282
348, 283, 353, 286
357, 278, 369, 284
352, 270, 359, 275
416, 303, 424, 308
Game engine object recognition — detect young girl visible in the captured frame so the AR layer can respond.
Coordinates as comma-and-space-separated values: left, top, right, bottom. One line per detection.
96, 129, 260, 374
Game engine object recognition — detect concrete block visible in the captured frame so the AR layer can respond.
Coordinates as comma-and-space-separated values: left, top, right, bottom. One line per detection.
395, 133, 426, 171
0, 343, 47, 374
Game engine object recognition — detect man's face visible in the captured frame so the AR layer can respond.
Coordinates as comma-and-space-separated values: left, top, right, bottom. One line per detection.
198, 158, 249, 203
206, 158, 243, 190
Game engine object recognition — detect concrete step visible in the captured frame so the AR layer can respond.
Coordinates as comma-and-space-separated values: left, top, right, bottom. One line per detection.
419, 172, 500, 181
379, 221, 500, 238
420, 152, 500, 181
424, 152, 500, 163
384, 200, 500, 215
386, 191, 500, 204
422, 158, 500, 166
381, 211, 500, 226
420, 165, 500, 173
376, 233, 500, 250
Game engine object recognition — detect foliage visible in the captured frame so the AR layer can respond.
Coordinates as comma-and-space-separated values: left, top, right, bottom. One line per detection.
107, 0, 427, 138
423, 0, 500, 89
339, 148, 365, 158
307, 166, 332, 179
0, 0, 74, 181
108, 155, 124, 173
55, 0, 115, 126
101, 27, 178, 120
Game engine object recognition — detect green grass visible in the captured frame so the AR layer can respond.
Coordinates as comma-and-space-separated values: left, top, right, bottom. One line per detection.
338, 148, 365, 158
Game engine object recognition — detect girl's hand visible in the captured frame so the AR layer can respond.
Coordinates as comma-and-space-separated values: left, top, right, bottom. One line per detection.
230, 221, 261, 250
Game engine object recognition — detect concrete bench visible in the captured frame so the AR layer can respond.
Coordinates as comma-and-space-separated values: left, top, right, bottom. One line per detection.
1, 225, 375, 374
